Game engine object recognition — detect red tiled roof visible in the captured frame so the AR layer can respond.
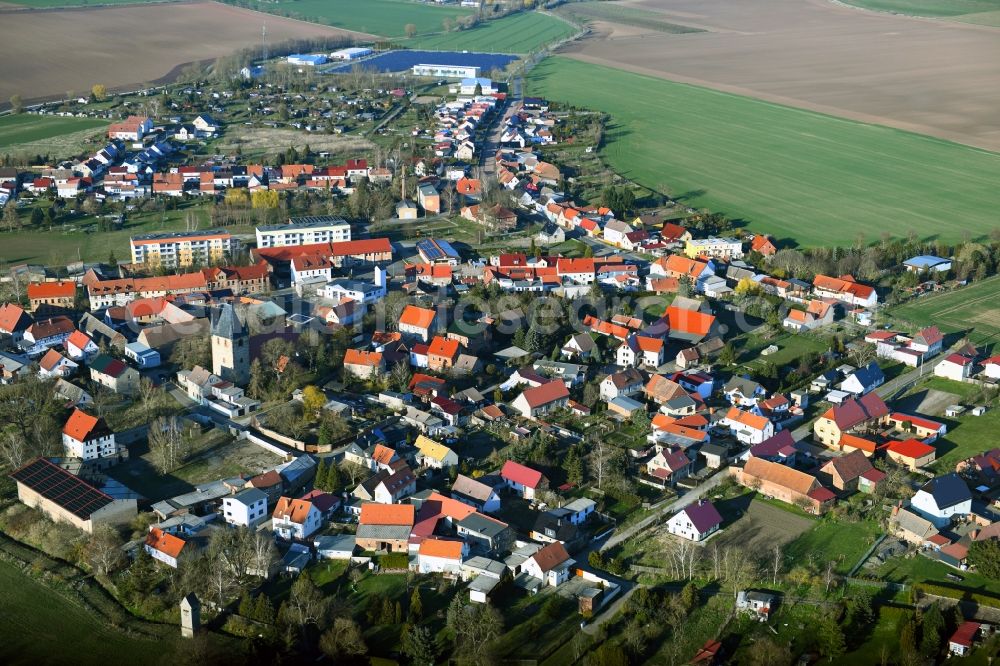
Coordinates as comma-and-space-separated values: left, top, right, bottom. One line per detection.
27, 280, 76, 300
518, 380, 569, 409
63, 408, 104, 441
665, 306, 715, 337
399, 305, 436, 330
359, 502, 415, 526
419, 538, 464, 559
501, 460, 545, 489
145, 527, 185, 559
887, 438, 935, 460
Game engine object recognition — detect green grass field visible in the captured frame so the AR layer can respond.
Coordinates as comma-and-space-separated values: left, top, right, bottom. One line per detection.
841, 0, 1000, 17
403, 11, 577, 53
785, 519, 882, 574
527, 57, 1000, 247
0, 200, 252, 266
240, 0, 471, 37
0, 114, 105, 150
891, 277, 1000, 343
0, 560, 165, 665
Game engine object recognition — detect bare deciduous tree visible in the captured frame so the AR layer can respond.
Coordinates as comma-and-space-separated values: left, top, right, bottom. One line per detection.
148, 416, 190, 473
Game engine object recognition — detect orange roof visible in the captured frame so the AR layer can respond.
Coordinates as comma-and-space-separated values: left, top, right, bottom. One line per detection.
418, 538, 464, 559
840, 433, 877, 454
272, 497, 315, 524
428, 336, 460, 359
399, 305, 436, 330
27, 280, 76, 300
725, 407, 771, 431
425, 492, 476, 520
888, 438, 935, 460
743, 457, 819, 496
63, 408, 103, 441
66, 330, 93, 351
663, 255, 708, 278
556, 258, 595, 275
635, 336, 664, 353
145, 527, 185, 559
665, 306, 715, 337
359, 502, 415, 526
344, 348, 383, 367
39, 348, 67, 372
372, 444, 396, 465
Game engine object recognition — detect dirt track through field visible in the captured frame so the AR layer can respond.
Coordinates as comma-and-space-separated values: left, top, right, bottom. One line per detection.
560, 0, 1000, 151
0, 1, 372, 104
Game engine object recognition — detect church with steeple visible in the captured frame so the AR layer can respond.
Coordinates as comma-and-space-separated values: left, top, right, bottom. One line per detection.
211, 303, 250, 385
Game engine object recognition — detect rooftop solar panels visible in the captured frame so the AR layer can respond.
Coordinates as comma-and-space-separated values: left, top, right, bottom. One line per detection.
10, 458, 114, 520
417, 238, 460, 262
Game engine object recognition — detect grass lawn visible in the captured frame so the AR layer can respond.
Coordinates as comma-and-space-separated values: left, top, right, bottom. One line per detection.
736, 330, 830, 369
928, 405, 1000, 472
526, 57, 1000, 247
240, 0, 471, 37
878, 552, 1000, 597
836, 605, 912, 665
402, 12, 577, 53
784, 518, 882, 574
0, 113, 105, 149
4, 0, 170, 7
891, 277, 1000, 344
0, 559, 168, 665
0, 199, 252, 266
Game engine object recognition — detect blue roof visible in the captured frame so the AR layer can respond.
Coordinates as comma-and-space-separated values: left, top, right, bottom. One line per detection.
417, 238, 459, 261
325, 50, 517, 74
904, 255, 950, 268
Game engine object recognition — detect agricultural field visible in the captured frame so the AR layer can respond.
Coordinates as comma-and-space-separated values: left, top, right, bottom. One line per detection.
402, 11, 578, 53
839, 0, 1000, 18
0, 560, 165, 665
891, 277, 1000, 343
527, 57, 1000, 247
0, 2, 358, 104
239, 0, 471, 37
558, 0, 705, 34
560, 0, 1000, 151
0, 113, 104, 149
2, 0, 176, 7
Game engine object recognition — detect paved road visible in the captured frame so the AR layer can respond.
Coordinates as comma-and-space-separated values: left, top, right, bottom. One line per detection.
481, 100, 520, 175
790, 350, 953, 444
600, 469, 730, 553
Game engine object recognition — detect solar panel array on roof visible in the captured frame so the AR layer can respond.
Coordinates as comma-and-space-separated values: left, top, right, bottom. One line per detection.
10, 458, 114, 520
416, 238, 459, 262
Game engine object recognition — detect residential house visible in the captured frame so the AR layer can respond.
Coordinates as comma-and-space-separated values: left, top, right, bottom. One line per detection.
751, 235, 777, 256
38, 349, 77, 379
145, 527, 189, 568
813, 393, 889, 450
949, 622, 982, 657
521, 542, 573, 587
890, 507, 939, 545
427, 336, 461, 373
812, 274, 877, 308
399, 305, 437, 342
737, 457, 833, 514
910, 474, 972, 527
721, 407, 774, 445
272, 496, 323, 540
935, 353, 975, 382
27, 280, 76, 313
510, 380, 569, 419
222, 488, 269, 528
888, 413, 947, 441
838, 361, 885, 396
65, 330, 98, 361
684, 237, 743, 260
451, 474, 501, 513
600, 368, 645, 401
356, 503, 415, 553
417, 539, 467, 575
646, 447, 693, 487
501, 460, 548, 500
415, 434, 459, 469
886, 439, 937, 470
617, 335, 665, 369
344, 348, 384, 379
723, 377, 766, 408
818, 450, 877, 493
22, 316, 75, 355
747, 430, 800, 466
89, 354, 139, 395
667, 500, 723, 542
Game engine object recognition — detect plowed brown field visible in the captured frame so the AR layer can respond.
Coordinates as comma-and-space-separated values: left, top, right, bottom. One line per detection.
0, 1, 370, 103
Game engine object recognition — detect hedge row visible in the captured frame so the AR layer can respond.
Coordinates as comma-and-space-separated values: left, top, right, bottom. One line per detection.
915, 582, 1000, 609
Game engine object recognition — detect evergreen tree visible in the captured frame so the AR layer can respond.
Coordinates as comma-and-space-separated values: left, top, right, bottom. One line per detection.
401, 624, 437, 665
327, 463, 342, 492
239, 591, 253, 617
314, 458, 328, 491
253, 593, 276, 624
816, 614, 846, 662
409, 587, 423, 623
394, 600, 403, 624
920, 602, 945, 658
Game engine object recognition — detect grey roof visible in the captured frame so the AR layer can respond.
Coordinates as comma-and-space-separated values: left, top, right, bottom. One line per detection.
314, 534, 356, 553
468, 574, 502, 594
458, 513, 509, 538
231, 488, 267, 505
452, 474, 496, 503
892, 508, 936, 539
211, 303, 242, 340
724, 376, 763, 397
563, 498, 596, 513
700, 443, 729, 457
462, 556, 507, 577
920, 473, 972, 510
356, 524, 411, 541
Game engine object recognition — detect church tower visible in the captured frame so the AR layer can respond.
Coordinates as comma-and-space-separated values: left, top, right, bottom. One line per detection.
211, 304, 250, 385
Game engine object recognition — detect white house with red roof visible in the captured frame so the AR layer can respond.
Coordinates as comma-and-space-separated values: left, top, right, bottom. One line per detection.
812, 274, 877, 308
617, 334, 665, 369
145, 527, 188, 568
935, 353, 975, 382
62, 407, 121, 461
875, 326, 944, 367
949, 621, 982, 656
416, 539, 468, 575
983, 355, 1000, 380
721, 407, 775, 445
65, 330, 99, 361
272, 496, 322, 540
521, 542, 573, 587
510, 380, 569, 419
667, 500, 723, 541
501, 460, 548, 500
38, 348, 77, 379
646, 447, 693, 486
